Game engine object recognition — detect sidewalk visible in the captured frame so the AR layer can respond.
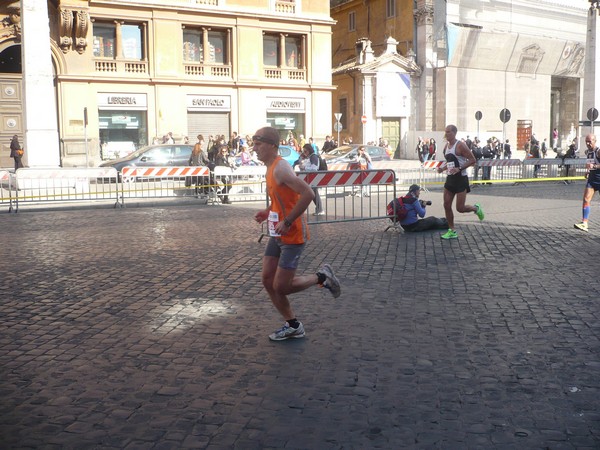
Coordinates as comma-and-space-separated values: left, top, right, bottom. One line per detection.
0, 183, 598, 449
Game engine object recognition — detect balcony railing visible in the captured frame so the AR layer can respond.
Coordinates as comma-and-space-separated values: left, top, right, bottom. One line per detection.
264, 68, 306, 81
184, 63, 232, 78
275, 0, 296, 14
95, 59, 148, 75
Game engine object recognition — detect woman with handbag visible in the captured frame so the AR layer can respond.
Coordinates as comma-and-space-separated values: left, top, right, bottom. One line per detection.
10, 135, 24, 171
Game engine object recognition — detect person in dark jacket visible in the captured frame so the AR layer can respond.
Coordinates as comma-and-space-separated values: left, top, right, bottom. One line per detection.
10, 135, 23, 171
215, 144, 235, 204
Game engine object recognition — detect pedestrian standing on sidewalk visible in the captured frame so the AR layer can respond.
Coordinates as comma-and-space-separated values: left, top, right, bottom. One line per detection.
10, 135, 23, 171
437, 124, 485, 239
299, 144, 324, 216
252, 127, 341, 341
574, 133, 600, 232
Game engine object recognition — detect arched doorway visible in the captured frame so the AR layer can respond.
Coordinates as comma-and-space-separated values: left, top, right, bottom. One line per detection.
0, 43, 23, 168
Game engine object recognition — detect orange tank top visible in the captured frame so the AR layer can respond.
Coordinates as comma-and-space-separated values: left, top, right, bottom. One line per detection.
266, 156, 309, 244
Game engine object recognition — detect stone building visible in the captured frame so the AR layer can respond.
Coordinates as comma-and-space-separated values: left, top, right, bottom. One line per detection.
331, 0, 589, 157
0, 0, 334, 167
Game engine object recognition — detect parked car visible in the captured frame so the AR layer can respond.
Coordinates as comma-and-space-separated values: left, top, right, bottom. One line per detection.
232, 145, 298, 167
99, 144, 194, 172
278, 145, 300, 166
323, 144, 391, 164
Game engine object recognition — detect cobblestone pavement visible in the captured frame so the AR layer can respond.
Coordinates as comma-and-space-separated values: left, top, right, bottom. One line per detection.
0, 182, 599, 449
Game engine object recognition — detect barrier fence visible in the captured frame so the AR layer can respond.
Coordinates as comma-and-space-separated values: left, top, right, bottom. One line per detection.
3, 168, 120, 212
257, 168, 398, 240
418, 158, 588, 187
0, 158, 590, 217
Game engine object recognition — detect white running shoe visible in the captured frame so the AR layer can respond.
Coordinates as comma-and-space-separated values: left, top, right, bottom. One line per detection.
269, 322, 305, 341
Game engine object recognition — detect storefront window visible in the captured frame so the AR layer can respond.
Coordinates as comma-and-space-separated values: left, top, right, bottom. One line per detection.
267, 113, 304, 142
99, 111, 147, 159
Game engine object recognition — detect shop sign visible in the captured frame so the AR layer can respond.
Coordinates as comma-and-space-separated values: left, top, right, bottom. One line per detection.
187, 95, 231, 111
97, 93, 147, 110
266, 97, 305, 112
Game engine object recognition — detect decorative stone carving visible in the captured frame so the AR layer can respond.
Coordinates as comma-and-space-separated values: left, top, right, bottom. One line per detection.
517, 44, 544, 76
0, 6, 21, 42
414, 5, 434, 26
59, 8, 73, 53
75, 10, 89, 54
556, 42, 585, 77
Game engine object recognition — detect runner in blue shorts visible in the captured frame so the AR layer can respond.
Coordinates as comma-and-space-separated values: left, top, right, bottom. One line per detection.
574, 133, 600, 232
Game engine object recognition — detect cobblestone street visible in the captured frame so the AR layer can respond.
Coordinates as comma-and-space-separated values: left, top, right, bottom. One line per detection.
0, 183, 599, 449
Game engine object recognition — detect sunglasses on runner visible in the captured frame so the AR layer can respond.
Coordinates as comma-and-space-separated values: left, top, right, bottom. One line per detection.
252, 135, 278, 146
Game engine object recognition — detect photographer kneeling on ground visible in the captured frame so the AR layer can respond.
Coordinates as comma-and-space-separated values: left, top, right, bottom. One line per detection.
400, 185, 449, 232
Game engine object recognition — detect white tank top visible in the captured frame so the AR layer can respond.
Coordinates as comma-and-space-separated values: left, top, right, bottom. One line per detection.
444, 140, 468, 176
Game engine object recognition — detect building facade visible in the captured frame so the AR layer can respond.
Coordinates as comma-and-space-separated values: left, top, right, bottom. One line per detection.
331, 0, 590, 158
0, 0, 334, 168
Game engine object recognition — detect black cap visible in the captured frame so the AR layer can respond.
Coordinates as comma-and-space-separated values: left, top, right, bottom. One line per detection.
409, 184, 421, 193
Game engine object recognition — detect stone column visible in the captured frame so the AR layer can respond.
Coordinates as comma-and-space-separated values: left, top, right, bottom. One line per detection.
414, 0, 434, 132
21, 0, 60, 166
582, 1, 600, 135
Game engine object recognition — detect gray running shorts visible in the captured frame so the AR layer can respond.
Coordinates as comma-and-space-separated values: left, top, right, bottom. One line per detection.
265, 237, 305, 270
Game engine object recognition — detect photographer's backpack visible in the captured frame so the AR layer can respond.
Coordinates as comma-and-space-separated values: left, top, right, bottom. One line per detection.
387, 196, 409, 222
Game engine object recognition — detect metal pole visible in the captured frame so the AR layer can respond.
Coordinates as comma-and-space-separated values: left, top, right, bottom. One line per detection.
84, 107, 89, 167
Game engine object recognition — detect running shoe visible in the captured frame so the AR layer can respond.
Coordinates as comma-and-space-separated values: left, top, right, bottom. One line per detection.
269, 322, 305, 341
312, 211, 325, 216
318, 263, 341, 298
441, 229, 458, 239
475, 203, 485, 221
574, 222, 589, 232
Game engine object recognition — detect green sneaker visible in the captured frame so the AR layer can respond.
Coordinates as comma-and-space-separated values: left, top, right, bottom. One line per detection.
475, 203, 484, 221
441, 229, 458, 239
574, 222, 588, 232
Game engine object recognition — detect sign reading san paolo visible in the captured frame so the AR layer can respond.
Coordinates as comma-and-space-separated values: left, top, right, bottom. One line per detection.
187, 95, 231, 111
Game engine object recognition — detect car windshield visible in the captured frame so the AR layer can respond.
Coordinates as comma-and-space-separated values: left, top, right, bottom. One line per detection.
323, 145, 353, 157
128, 146, 157, 158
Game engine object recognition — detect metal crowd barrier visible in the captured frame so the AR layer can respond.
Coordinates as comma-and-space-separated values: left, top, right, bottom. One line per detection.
0, 170, 13, 210
418, 158, 587, 188
6, 167, 120, 213
520, 158, 588, 182
1, 159, 589, 213
119, 165, 267, 206
297, 168, 397, 225
258, 168, 398, 240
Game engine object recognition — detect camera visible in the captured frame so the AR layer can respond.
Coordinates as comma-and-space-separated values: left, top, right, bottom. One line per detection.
420, 200, 432, 207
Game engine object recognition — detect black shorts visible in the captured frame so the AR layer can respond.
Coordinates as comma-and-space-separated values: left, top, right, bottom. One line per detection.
444, 174, 470, 194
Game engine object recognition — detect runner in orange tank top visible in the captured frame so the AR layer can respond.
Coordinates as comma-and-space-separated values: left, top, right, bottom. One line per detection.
253, 127, 341, 341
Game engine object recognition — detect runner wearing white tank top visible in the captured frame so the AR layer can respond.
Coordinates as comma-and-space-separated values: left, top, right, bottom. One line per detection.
437, 124, 485, 239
